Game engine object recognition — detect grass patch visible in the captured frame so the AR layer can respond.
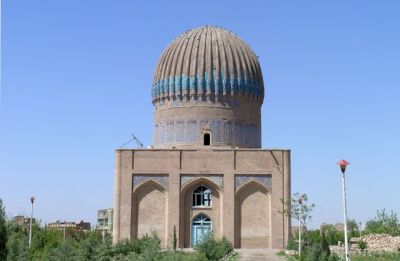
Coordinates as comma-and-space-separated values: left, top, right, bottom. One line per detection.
275, 250, 298, 261
351, 252, 400, 261
276, 250, 286, 256
227, 253, 238, 261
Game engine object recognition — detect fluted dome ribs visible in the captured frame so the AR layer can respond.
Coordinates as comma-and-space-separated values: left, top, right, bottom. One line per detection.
152, 26, 264, 104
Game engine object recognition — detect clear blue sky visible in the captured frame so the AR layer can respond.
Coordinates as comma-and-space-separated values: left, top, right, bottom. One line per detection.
1, 0, 400, 228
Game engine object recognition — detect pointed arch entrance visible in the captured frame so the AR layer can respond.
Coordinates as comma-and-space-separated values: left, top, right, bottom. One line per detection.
179, 178, 221, 248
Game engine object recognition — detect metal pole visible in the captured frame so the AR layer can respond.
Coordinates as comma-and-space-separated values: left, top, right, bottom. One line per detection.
28, 197, 35, 248
341, 172, 349, 261
63, 221, 66, 239
298, 208, 301, 257
102, 226, 105, 243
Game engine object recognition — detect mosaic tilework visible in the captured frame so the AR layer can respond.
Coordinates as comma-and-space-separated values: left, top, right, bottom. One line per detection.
166, 121, 174, 143
176, 121, 184, 143
211, 120, 222, 143
181, 175, 223, 190
236, 123, 243, 146
154, 119, 260, 148
152, 75, 264, 102
187, 120, 197, 143
235, 175, 272, 192
133, 175, 169, 191
224, 121, 233, 144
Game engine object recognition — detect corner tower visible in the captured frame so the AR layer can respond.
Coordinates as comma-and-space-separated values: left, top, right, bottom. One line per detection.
152, 26, 264, 148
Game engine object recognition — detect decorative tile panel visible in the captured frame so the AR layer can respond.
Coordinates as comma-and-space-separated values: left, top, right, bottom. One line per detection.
153, 119, 260, 148
187, 120, 197, 143
133, 175, 169, 191
224, 121, 233, 144
211, 120, 222, 143
176, 121, 184, 143
235, 123, 243, 146
159, 121, 165, 144
152, 75, 264, 102
166, 121, 174, 143
235, 175, 272, 192
181, 175, 223, 190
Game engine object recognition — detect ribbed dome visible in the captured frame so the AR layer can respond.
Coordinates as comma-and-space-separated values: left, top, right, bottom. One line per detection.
152, 26, 264, 104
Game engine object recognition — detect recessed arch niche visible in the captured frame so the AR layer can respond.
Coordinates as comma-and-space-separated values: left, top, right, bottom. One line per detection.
235, 180, 271, 248
132, 180, 167, 247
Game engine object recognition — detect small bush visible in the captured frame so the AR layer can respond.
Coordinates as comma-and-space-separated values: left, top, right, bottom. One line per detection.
300, 243, 338, 261
295, 230, 338, 261
286, 237, 298, 250
195, 233, 233, 261
320, 224, 344, 245
358, 240, 367, 251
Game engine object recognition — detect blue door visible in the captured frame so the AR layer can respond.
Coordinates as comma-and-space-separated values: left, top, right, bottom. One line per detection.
192, 214, 212, 246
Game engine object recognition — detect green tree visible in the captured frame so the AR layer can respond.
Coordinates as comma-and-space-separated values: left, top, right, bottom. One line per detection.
365, 209, 400, 236
5, 224, 28, 261
0, 199, 7, 260
347, 219, 360, 238
320, 223, 344, 245
281, 192, 316, 231
45, 238, 78, 261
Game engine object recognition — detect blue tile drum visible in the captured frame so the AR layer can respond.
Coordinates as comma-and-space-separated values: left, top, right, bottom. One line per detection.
153, 119, 261, 148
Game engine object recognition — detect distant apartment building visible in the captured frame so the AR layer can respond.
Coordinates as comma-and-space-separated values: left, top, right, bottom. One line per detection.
96, 208, 113, 233
47, 220, 91, 231
11, 215, 36, 228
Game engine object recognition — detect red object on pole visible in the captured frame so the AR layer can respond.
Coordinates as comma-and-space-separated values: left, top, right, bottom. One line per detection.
298, 197, 303, 205
337, 159, 350, 173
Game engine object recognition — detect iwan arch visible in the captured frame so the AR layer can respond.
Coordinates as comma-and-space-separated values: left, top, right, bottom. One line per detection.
112, 26, 291, 249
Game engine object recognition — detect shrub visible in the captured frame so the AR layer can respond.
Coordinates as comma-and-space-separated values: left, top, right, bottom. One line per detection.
112, 233, 160, 258
112, 239, 137, 256
286, 237, 298, 250
0, 199, 7, 261
195, 233, 233, 261
320, 224, 344, 245
303, 230, 322, 246
45, 238, 79, 261
358, 240, 367, 251
295, 230, 339, 261
173, 225, 177, 252
300, 243, 338, 261
321, 232, 331, 256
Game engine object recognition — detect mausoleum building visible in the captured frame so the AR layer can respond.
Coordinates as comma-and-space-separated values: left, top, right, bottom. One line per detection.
112, 26, 291, 249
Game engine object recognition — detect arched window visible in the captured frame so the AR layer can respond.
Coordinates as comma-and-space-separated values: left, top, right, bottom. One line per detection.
203, 133, 210, 146
192, 185, 212, 207
193, 213, 211, 224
